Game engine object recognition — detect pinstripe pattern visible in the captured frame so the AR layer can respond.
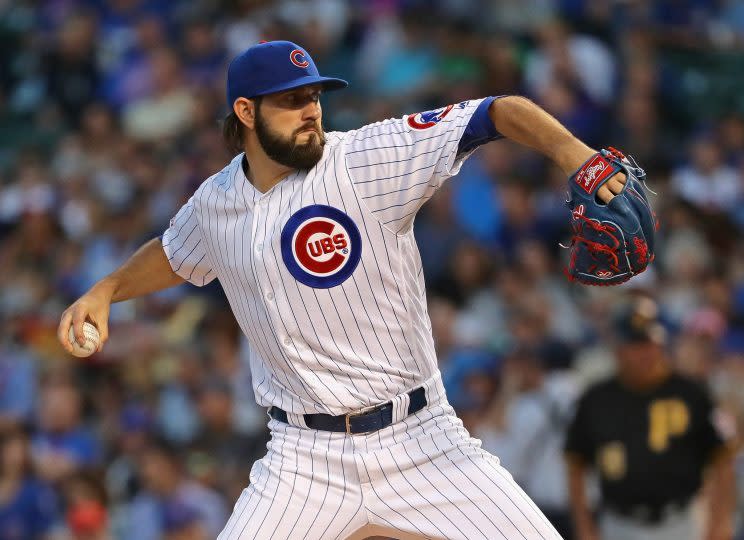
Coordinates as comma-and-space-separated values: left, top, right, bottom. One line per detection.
218, 383, 562, 539
352, 397, 561, 540
217, 420, 366, 540
163, 97, 561, 539
161, 98, 487, 416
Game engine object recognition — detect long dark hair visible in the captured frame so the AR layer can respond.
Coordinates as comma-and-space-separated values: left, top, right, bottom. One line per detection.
222, 97, 261, 154
222, 112, 244, 154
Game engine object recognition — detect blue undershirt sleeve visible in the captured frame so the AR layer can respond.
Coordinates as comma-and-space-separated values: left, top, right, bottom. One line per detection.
457, 95, 505, 155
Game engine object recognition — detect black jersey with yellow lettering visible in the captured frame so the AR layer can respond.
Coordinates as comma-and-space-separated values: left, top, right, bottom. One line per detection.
564, 373, 724, 509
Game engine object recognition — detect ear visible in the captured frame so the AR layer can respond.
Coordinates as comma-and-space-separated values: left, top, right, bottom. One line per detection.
233, 97, 255, 130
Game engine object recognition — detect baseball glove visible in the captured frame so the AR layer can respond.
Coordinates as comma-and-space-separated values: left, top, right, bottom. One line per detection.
564, 147, 658, 286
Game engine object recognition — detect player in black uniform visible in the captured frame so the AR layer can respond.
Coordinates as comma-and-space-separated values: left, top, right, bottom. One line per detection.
564, 297, 736, 540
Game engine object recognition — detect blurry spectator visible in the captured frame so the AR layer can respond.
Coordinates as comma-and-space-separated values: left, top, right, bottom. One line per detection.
44, 13, 100, 127
127, 439, 226, 540
515, 240, 584, 344
674, 306, 728, 381
612, 90, 673, 174
537, 80, 603, 146
201, 314, 256, 432
79, 206, 144, 292
0, 159, 55, 226
156, 348, 202, 444
276, 0, 350, 45
525, 20, 616, 106
717, 114, 744, 164
365, 10, 438, 100
61, 472, 110, 540
77, 103, 123, 170
221, 0, 274, 58
441, 242, 495, 307
95, 0, 169, 74
480, 37, 521, 97
180, 18, 226, 90
105, 403, 152, 503
191, 376, 258, 494
32, 378, 100, 484
658, 226, 713, 325
671, 135, 741, 215
0, 425, 61, 540
121, 47, 195, 141
0, 319, 38, 431
565, 297, 735, 540
448, 154, 503, 245
161, 498, 207, 540
100, 15, 168, 109
484, 0, 556, 34
200, 315, 269, 440
415, 184, 466, 290
478, 345, 580, 538
493, 180, 544, 257
444, 349, 499, 429
428, 296, 460, 359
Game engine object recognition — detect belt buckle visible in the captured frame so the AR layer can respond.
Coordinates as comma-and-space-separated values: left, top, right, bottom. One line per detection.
344, 404, 380, 435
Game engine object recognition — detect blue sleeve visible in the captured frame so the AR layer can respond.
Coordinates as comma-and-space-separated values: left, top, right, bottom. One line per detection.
457, 96, 504, 155
66, 430, 101, 466
32, 482, 60, 536
1, 356, 36, 421
79, 432, 102, 465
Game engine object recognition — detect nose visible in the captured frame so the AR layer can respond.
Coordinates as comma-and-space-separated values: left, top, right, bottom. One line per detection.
302, 99, 321, 121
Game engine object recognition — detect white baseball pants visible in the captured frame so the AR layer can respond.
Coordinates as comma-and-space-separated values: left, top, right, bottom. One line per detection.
217, 378, 562, 540
601, 505, 699, 540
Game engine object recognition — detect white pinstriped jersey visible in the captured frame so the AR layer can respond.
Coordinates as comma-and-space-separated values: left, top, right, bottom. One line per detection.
162, 97, 497, 415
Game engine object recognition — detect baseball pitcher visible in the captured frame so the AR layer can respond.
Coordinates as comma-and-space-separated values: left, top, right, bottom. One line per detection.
58, 41, 654, 539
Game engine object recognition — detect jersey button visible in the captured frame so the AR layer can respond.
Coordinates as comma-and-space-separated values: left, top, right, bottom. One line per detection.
283, 337, 291, 347
265, 291, 274, 301
256, 242, 263, 252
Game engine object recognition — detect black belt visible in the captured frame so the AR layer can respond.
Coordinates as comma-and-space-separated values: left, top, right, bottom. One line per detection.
269, 387, 427, 435
605, 496, 692, 525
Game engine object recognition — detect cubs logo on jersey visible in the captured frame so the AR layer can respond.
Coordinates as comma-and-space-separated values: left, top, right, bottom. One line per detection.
281, 205, 362, 288
406, 104, 455, 130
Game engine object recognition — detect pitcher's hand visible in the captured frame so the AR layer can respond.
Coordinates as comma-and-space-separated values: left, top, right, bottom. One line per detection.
58, 281, 115, 354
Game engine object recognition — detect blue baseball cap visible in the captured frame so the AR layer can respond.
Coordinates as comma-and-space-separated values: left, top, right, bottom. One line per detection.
226, 40, 348, 107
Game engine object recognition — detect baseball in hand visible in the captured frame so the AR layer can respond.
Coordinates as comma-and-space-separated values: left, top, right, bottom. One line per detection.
67, 322, 100, 357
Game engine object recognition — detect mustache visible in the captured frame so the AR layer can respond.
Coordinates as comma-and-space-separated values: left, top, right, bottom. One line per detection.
294, 123, 321, 136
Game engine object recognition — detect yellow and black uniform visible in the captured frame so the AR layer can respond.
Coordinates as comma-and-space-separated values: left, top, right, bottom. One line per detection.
565, 373, 725, 522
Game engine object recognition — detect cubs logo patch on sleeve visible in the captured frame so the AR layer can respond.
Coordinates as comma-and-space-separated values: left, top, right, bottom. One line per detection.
406, 104, 454, 130
281, 205, 362, 288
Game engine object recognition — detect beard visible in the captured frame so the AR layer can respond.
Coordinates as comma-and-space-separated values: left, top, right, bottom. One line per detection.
254, 107, 326, 170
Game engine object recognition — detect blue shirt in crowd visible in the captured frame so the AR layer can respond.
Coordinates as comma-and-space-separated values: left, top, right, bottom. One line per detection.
0, 478, 59, 540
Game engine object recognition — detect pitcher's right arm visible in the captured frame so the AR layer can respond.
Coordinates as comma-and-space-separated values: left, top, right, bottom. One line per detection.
57, 238, 185, 354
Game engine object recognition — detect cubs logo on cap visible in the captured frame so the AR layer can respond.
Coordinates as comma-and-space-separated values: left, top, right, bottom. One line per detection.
226, 40, 348, 106
290, 49, 310, 68
281, 205, 362, 288
407, 104, 454, 130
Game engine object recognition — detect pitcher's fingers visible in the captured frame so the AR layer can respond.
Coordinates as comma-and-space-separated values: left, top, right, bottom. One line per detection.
89, 315, 108, 352
597, 184, 614, 204
58, 311, 74, 352
608, 175, 626, 194
71, 309, 87, 346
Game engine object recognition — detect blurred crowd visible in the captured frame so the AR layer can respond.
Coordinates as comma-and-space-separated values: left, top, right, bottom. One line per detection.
2, 0, 744, 538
